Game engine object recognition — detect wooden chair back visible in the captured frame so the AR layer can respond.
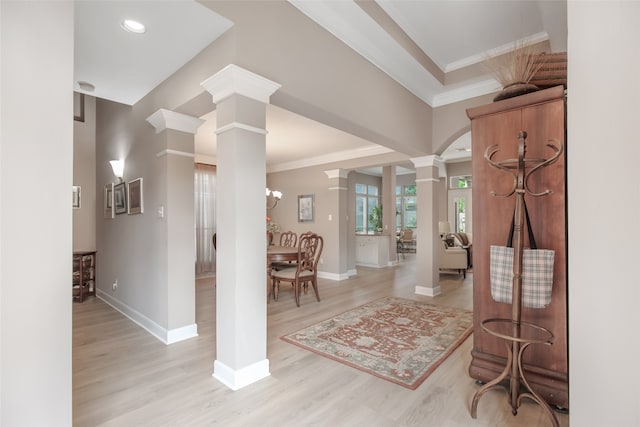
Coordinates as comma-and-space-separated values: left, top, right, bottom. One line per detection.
400, 229, 413, 242
297, 233, 323, 275
279, 231, 297, 247
271, 232, 323, 306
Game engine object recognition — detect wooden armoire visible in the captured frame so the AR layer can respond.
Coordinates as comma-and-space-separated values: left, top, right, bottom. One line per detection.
466, 85, 568, 409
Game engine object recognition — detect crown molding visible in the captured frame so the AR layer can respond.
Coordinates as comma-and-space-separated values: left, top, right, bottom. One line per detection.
432, 78, 500, 107
156, 149, 195, 158
201, 64, 282, 105
146, 109, 204, 134
444, 31, 550, 73
268, 145, 393, 173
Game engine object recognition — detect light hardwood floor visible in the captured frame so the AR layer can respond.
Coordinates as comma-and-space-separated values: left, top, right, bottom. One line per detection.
73, 255, 568, 426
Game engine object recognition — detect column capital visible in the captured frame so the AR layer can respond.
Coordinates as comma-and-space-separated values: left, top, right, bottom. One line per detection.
201, 64, 282, 105
324, 169, 349, 179
146, 109, 204, 134
411, 155, 446, 178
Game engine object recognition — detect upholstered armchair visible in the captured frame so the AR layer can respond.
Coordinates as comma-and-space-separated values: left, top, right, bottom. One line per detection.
439, 241, 468, 278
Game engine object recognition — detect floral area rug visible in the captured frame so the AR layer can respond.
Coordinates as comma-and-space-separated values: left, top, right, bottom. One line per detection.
281, 297, 472, 389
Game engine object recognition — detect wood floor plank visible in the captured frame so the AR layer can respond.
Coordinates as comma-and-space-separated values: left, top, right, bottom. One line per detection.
73, 255, 568, 426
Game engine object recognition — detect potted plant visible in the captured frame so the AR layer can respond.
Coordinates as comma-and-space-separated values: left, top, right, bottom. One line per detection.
369, 205, 383, 233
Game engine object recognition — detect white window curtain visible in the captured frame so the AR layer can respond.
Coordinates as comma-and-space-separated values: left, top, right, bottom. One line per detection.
195, 163, 216, 275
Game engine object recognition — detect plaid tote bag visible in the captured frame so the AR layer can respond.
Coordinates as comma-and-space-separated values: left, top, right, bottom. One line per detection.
490, 201, 555, 309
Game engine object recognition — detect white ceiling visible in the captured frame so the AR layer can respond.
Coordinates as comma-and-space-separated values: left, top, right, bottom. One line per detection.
74, 0, 567, 172
74, 1, 233, 106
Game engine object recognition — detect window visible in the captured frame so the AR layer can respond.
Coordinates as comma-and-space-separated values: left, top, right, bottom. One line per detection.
450, 175, 472, 189
396, 184, 417, 231
452, 196, 466, 233
355, 183, 380, 234
194, 164, 217, 275
448, 176, 471, 233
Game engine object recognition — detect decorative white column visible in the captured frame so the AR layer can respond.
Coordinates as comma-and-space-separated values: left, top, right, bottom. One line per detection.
146, 109, 204, 344
382, 165, 397, 265
324, 169, 350, 279
201, 65, 281, 390
411, 155, 446, 297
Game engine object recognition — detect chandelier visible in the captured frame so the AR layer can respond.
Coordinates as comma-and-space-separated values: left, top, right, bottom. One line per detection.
266, 187, 282, 209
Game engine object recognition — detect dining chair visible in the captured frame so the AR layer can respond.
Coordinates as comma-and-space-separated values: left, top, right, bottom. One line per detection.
271, 231, 298, 271
279, 231, 297, 247
397, 229, 415, 257
271, 233, 323, 307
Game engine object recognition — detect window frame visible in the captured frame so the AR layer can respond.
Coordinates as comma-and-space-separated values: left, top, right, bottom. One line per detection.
355, 183, 381, 234
396, 184, 417, 232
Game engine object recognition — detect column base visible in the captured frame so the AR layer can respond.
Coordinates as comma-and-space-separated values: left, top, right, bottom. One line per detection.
415, 284, 441, 297
213, 358, 270, 391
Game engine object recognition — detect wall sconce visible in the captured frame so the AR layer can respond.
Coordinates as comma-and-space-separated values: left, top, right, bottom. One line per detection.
266, 187, 282, 209
110, 160, 125, 183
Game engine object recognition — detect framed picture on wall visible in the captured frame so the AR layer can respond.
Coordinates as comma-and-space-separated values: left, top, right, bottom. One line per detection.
114, 182, 127, 215
72, 186, 81, 209
298, 194, 314, 222
104, 183, 114, 219
127, 178, 143, 215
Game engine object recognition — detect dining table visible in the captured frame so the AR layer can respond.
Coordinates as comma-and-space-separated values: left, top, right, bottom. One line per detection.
266, 245, 300, 302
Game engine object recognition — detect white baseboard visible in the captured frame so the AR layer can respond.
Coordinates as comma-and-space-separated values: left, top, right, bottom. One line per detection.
97, 289, 198, 345
415, 285, 442, 297
347, 268, 358, 277
317, 270, 350, 281
213, 359, 270, 391
166, 323, 199, 344
355, 262, 387, 268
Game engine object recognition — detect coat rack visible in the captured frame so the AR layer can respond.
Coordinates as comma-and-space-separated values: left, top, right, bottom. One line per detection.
470, 131, 563, 426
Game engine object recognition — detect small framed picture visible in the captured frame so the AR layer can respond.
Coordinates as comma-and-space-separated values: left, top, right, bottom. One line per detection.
298, 194, 314, 222
72, 186, 81, 209
104, 183, 114, 219
127, 178, 144, 215
114, 182, 127, 215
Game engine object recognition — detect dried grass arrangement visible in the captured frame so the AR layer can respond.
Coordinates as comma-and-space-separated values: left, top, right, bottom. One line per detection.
484, 42, 548, 101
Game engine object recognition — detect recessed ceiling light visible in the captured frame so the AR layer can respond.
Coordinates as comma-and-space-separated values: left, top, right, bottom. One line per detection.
121, 19, 146, 34
77, 81, 95, 92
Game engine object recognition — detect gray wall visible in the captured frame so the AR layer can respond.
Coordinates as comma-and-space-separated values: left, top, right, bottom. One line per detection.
267, 166, 343, 276
432, 94, 493, 154
1, 2, 73, 424
73, 94, 97, 251
95, 98, 195, 341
